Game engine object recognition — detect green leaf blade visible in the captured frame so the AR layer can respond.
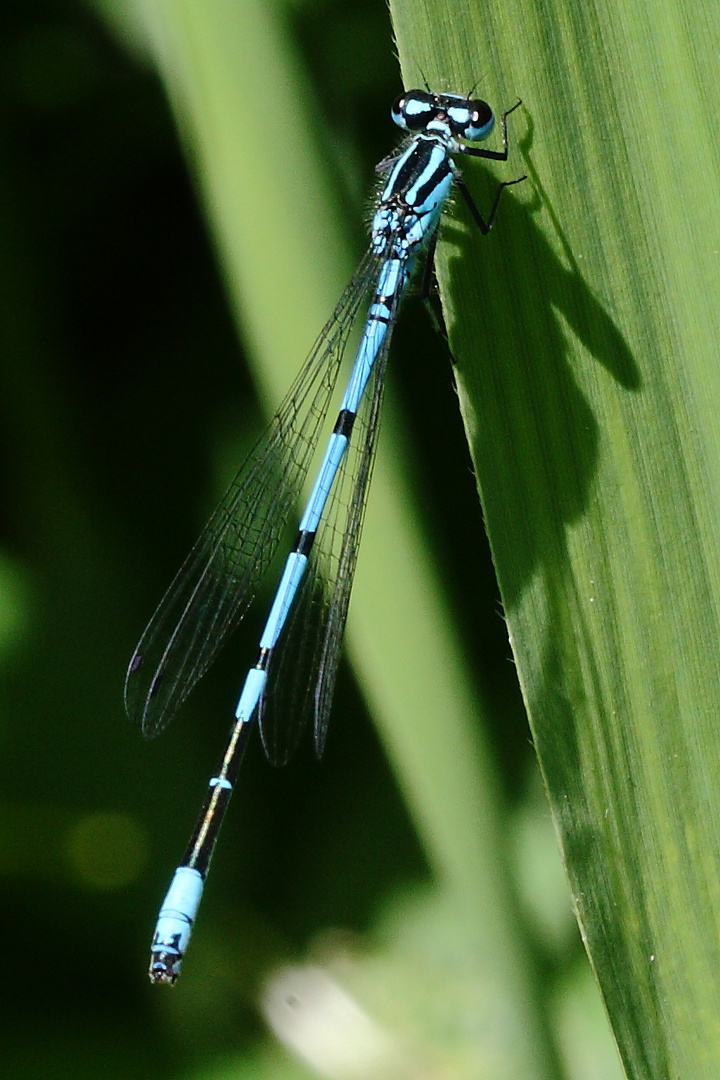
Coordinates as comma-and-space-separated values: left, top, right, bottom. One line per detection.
392, 0, 720, 1075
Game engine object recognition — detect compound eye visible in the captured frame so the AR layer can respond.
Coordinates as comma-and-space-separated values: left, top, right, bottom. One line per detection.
448, 98, 495, 141
391, 89, 435, 132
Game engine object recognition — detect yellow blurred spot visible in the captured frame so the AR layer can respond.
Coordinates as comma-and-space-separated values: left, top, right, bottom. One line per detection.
65, 812, 149, 890
262, 965, 408, 1080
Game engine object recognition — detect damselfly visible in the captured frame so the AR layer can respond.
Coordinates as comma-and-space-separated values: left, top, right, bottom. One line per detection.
126, 88, 525, 984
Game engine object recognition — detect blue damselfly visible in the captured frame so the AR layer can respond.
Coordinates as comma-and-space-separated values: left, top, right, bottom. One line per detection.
126, 88, 524, 984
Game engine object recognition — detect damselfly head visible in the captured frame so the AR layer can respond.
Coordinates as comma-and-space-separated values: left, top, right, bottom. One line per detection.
391, 89, 495, 143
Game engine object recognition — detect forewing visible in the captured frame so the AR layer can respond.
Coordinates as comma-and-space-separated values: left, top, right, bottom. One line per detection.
125, 249, 380, 738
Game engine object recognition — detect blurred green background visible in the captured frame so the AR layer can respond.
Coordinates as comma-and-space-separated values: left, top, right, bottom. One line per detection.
0, 1, 623, 1077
